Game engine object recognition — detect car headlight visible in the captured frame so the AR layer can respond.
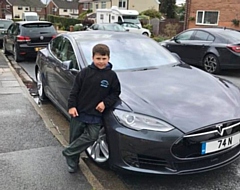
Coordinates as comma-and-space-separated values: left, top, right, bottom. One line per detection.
113, 110, 174, 132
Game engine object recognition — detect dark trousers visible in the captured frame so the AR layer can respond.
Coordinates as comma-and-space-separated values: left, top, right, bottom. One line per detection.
62, 117, 101, 168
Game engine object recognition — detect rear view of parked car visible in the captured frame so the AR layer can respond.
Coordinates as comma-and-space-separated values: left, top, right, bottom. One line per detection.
161, 28, 240, 74
2, 21, 57, 62
0, 19, 13, 46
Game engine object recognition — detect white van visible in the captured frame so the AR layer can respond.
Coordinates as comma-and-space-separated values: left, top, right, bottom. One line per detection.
22, 12, 39, 21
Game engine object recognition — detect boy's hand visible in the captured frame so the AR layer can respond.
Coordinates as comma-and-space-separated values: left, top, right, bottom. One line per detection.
68, 107, 79, 117
96, 102, 105, 113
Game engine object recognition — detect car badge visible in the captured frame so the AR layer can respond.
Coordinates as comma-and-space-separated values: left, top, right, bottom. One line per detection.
40, 36, 44, 40
216, 124, 224, 136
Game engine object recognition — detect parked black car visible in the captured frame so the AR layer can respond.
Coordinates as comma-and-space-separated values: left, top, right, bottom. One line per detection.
36, 31, 240, 175
161, 28, 240, 74
3, 21, 57, 62
0, 19, 13, 46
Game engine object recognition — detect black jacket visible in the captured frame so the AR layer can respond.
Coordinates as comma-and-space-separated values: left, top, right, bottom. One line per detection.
68, 63, 121, 117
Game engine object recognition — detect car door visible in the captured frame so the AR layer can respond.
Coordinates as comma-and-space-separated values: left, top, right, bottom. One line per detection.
54, 37, 80, 111
186, 30, 215, 66
123, 23, 141, 34
165, 30, 195, 63
45, 36, 65, 102
5, 23, 17, 52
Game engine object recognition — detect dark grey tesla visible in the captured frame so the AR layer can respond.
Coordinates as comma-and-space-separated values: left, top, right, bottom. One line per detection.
161, 28, 240, 74
35, 31, 240, 175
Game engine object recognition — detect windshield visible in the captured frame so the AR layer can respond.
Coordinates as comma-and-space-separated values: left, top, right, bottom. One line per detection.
78, 37, 178, 71
0, 20, 13, 29
25, 16, 38, 21
216, 30, 240, 43
22, 23, 56, 35
102, 24, 126, 31
122, 15, 140, 24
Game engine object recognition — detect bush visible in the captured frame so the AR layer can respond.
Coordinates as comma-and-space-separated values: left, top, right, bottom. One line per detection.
140, 9, 161, 19
47, 14, 82, 31
164, 23, 180, 38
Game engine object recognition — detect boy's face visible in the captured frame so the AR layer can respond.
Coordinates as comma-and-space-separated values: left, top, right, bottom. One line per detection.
92, 53, 110, 69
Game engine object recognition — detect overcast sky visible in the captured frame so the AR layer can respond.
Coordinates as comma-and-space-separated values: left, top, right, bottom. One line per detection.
176, 0, 186, 5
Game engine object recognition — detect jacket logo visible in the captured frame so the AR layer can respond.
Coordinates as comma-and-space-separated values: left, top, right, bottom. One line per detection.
100, 80, 109, 88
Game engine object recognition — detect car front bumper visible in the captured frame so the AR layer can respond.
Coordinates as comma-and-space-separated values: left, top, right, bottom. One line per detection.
105, 112, 240, 175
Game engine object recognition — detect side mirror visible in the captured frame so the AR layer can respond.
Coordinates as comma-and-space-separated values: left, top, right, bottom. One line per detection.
1, 31, 7, 35
61, 60, 72, 70
126, 29, 129, 32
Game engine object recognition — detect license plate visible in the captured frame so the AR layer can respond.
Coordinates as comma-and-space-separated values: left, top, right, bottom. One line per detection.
201, 133, 240, 155
35, 47, 42, 51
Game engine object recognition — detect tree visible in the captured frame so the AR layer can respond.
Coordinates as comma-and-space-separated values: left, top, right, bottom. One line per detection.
160, 0, 176, 19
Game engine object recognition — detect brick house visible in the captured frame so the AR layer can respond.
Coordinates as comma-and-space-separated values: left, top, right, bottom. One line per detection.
79, 0, 159, 14
185, 0, 240, 30
46, 0, 79, 18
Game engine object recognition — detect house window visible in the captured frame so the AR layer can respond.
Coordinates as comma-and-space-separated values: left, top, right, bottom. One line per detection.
70, 9, 73, 13
63, 9, 67, 12
95, 3, 99, 9
25, 7, 29, 11
18, 6, 23, 10
101, 1, 106, 9
36, 8, 42, 12
31, 7, 35, 11
83, 3, 89, 10
119, 0, 127, 8
6, 5, 10, 9
196, 11, 219, 25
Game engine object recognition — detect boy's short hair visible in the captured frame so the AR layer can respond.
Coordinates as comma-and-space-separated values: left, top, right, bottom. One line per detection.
92, 44, 110, 57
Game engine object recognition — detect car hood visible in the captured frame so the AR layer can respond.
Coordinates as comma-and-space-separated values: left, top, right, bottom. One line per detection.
117, 64, 240, 133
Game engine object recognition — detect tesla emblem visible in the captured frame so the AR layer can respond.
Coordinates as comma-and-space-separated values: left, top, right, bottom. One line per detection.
216, 124, 224, 136
40, 36, 44, 40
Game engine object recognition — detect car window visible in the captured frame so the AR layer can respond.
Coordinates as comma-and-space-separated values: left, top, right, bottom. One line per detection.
216, 30, 240, 43
176, 31, 195, 40
77, 37, 178, 71
0, 20, 13, 29
102, 24, 125, 31
21, 23, 56, 35
193, 31, 214, 41
92, 24, 98, 30
50, 36, 64, 58
58, 38, 79, 70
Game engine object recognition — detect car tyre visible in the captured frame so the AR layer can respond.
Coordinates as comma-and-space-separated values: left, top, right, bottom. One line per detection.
85, 127, 109, 168
142, 32, 149, 36
203, 54, 220, 74
13, 45, 23, 62
36, 68, 47, 101
3, 41, 9, 55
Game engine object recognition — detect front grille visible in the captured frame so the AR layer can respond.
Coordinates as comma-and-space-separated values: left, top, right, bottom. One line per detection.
172, 120, 240, 158
123, 154, 169, 170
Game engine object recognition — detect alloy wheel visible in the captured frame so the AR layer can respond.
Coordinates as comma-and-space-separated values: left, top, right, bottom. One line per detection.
86, 127, 109, 163
37, 70, 43, 98
203, 54, 219, 74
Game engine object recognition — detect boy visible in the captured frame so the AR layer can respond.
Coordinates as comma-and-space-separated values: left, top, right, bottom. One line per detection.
62, 44, 121, 173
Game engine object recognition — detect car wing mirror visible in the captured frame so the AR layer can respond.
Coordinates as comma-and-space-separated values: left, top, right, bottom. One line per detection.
126, 29, 129, 32
1, 31, 7, 35
172, 36, 180, 43
61, 60, 72, 70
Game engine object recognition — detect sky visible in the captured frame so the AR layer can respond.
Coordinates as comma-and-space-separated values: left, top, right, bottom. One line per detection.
176, 0, 186, 5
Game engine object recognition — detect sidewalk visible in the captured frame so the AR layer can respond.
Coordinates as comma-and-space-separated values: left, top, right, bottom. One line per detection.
0, 52, 94, 190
